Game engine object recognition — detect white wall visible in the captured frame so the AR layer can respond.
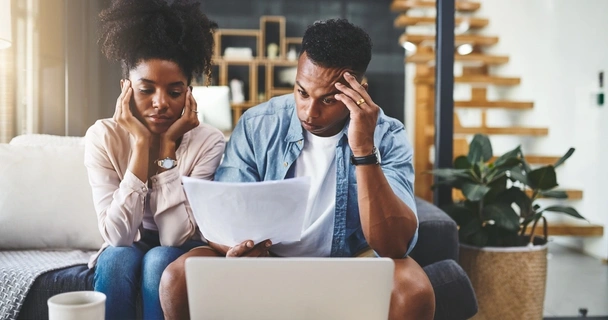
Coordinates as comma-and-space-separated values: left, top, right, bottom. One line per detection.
406, 0, 608, 259
476, 0, 608, 260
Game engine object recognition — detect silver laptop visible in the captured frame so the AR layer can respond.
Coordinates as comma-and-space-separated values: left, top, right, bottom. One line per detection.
185, 257, 394, 320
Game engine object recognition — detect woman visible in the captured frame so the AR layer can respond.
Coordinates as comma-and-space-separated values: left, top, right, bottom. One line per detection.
84, 0, 224, 319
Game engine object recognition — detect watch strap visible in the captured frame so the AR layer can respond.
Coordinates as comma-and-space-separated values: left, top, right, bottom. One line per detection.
350, 147, 380, 166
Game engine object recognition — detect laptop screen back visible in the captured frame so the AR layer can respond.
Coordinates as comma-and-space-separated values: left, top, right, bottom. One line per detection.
185, 257, 394, 320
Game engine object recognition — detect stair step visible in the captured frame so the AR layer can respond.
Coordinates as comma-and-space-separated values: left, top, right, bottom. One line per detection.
457, 126, 548, 136
426, 126, 548, 136
395, 15, 489, 28
455, 100, 534, 109
406, 53, 509, 65
400, 33, 499, 46
453, 188, 583, 202
390, 0, 481, 12
416, 75, 521, 86
525, 222, 603, 237
489, 155, 559, 165
528, 189, 583, 200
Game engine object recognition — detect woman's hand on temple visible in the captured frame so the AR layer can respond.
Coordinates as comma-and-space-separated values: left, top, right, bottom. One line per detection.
161, 87, 200, 144
114, 79, 151, 146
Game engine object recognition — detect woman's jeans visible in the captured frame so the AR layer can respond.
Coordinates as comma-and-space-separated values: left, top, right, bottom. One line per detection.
94, 230, 204, 320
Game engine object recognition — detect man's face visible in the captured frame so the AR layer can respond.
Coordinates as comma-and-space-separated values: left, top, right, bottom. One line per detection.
294, 52, 354, 137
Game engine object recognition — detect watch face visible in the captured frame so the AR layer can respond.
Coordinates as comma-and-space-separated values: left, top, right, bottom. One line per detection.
159, 158, 176, 169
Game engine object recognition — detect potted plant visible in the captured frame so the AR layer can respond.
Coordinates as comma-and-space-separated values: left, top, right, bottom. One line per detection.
429, 134, 586, 320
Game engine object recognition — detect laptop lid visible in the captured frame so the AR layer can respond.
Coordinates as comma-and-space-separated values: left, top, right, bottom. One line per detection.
185, 257, 394, 320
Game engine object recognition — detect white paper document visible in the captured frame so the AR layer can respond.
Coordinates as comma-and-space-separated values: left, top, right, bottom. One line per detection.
182, 176, 311, 247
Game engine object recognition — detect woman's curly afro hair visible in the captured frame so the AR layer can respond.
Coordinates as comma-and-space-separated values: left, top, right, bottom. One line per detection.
98, 0, 217, 83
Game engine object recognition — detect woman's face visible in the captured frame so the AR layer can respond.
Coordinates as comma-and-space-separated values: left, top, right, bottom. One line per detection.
126, 59, 189, 134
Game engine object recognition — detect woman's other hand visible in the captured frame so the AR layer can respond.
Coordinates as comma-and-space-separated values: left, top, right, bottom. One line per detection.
161, 87, 200, 144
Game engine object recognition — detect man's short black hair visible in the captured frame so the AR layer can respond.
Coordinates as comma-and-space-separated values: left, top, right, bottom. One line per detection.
301, 18, 373, 76
98, 0, 217, 83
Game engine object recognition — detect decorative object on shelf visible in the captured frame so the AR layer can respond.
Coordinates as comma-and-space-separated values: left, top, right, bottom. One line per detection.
267, 43, 279, 60
229, 78, 245, 104
258, 92, 266, 101
278, 67, 297, 86
287, 46, 297, 61
191, 86, 232, 132
428, 134, 585, 320
224, 47, 253, 60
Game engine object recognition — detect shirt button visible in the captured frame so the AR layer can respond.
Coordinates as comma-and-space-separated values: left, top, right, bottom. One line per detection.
142, 187, 147, 193
297, 140, 302, 145
283, 162, 288, 167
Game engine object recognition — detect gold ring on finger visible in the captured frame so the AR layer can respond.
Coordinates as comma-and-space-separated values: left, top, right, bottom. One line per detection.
356, 98, 366, 106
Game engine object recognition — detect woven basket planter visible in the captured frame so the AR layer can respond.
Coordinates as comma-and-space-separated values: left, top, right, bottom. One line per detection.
459, 238, 548, 320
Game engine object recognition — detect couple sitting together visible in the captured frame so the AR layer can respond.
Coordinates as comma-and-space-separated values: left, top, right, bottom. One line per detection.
87, 0, 434, 319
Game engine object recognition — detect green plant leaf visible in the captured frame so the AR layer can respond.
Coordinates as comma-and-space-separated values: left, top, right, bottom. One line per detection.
539, 190, 568, 199
498, 188, 532, 217
554, 148, 575, 168
461, 182, 491, 201
442, 203, 475, 227
483, 203, 521, 232
454, 155, 471, 170
528, 166, 558, 190
541, 205, 587, 221
520, 156, 532, 174
468, 228, 489, 247
483, 175, 508, 203
427, 168, 472, 179
468, 134, 493, 164
459, 218, 482, 239
508, 167, 529, 186
494, 145, 522, 167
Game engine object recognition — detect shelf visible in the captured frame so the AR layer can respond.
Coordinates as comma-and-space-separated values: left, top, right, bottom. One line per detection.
269, 88, 294, 97
455, 100, 534, 109
400, 33, 499, 46
390, 0, 481, 12
415, 75, 521, 86
456, 126, 548, 136
395, 15, 489, 28
525, 222, 603, 237
406, 53, 509, 65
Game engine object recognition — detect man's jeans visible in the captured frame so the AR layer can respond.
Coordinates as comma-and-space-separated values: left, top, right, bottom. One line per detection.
94, 230, 204, 320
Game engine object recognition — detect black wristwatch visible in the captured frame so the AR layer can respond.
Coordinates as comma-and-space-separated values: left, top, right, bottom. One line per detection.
350, 147, 381, 166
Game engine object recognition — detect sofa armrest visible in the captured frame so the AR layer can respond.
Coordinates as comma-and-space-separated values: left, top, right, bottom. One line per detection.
409, 197, 459, 267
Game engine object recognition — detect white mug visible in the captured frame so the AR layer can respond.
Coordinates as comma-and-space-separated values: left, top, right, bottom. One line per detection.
47, 291, 106, 320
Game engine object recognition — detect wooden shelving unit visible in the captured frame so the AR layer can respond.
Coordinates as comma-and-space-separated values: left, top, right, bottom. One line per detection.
209, 16, 302, 128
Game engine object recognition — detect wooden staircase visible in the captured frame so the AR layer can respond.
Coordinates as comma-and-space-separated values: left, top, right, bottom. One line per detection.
392, 0, 602, 237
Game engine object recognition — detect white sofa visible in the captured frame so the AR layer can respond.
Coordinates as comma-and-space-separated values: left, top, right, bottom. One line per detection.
0, 134, 478, 320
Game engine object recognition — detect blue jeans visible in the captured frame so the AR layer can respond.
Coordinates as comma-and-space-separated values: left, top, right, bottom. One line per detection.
94, 230, 205, 320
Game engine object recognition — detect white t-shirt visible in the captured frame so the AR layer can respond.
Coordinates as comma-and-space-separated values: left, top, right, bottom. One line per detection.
271, 130, 341, 257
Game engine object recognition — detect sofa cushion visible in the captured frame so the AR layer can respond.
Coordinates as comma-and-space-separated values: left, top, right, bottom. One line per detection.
409, 198, 459, 267
0, 143, 102, 250
17, 264, 94, 320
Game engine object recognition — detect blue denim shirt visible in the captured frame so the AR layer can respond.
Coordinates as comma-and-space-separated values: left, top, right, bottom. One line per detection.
214, 94, 418, 257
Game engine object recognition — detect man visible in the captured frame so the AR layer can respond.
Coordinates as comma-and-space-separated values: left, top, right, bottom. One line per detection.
160, 19, 435, 320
